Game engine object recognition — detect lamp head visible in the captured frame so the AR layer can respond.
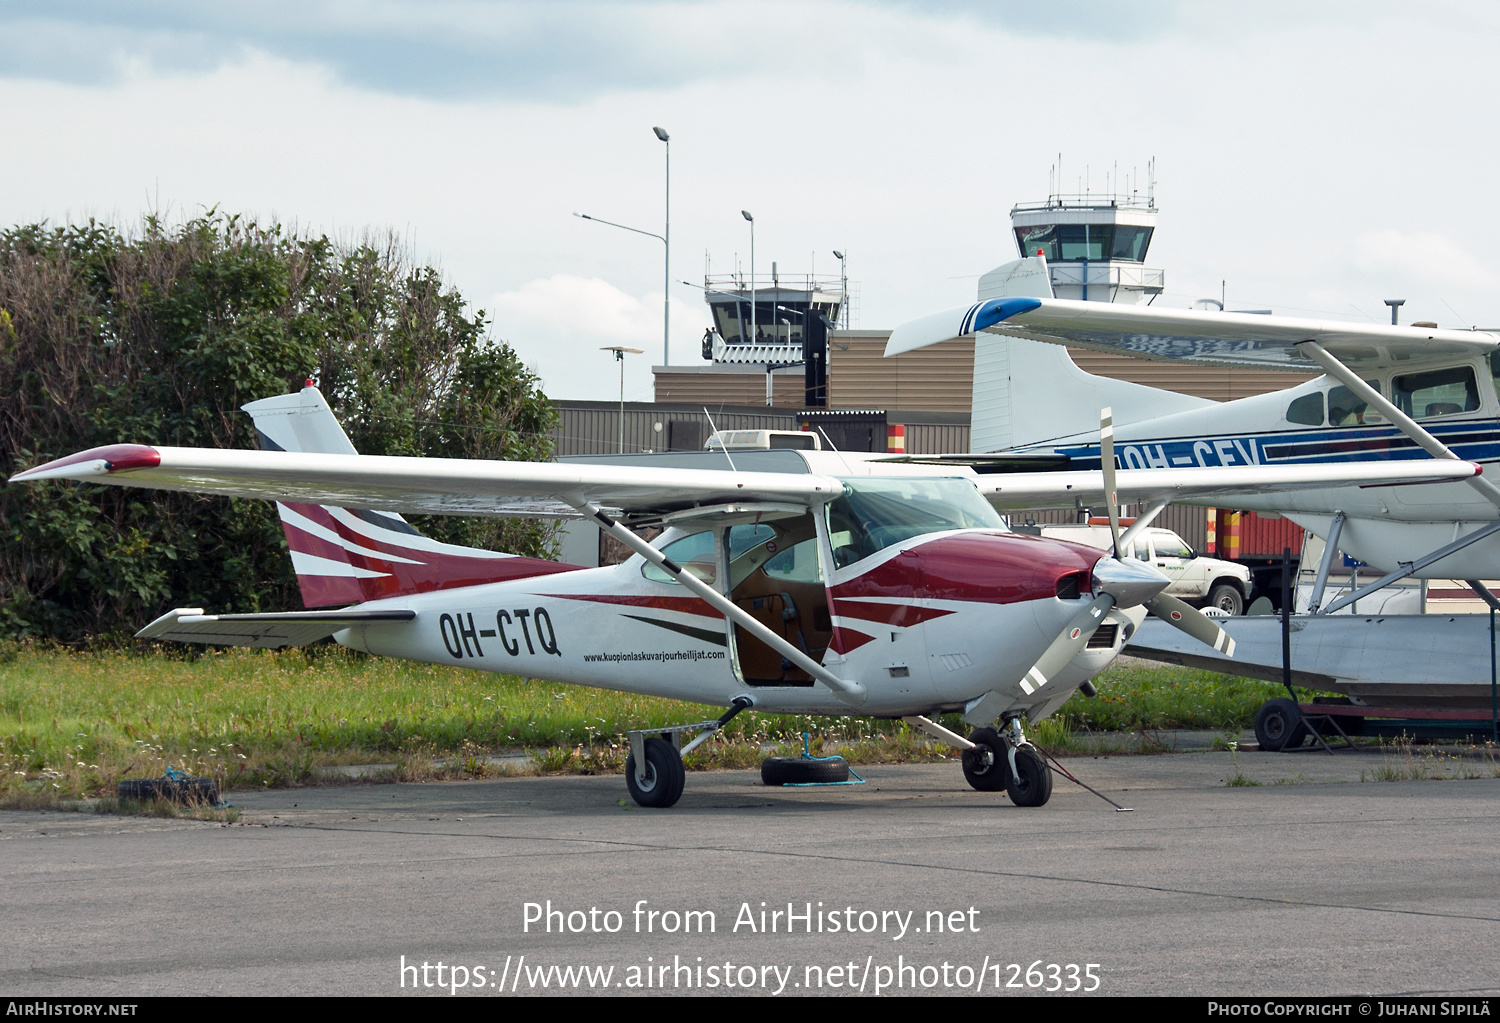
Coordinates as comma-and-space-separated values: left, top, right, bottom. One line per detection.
741, 210, 753, 222
653, 126, 669, 142
832, 250, 844, 260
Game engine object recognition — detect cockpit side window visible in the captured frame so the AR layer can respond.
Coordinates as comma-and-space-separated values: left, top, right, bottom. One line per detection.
1392, 366, 1479, 419
1328, 380, 1384, 427
642, 530, 717, 584
1286, 392, 1325, 426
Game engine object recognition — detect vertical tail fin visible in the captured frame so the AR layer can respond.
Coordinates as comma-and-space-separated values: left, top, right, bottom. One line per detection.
242, 386, 577, 607
970, 257, 1213, 451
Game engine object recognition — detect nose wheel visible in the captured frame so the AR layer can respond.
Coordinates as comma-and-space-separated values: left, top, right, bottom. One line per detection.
1004, 743, 1053, 807
959, 722, 1054, 806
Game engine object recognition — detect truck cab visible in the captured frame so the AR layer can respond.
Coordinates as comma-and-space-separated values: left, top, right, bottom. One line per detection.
1036, 523, 1252, 615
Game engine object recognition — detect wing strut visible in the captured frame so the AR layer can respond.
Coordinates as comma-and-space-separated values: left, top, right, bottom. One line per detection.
572, 500, 867, 707
1318, 518, 1500, 615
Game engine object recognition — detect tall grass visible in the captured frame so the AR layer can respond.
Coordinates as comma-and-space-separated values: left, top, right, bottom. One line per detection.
0, 644, 1295, 805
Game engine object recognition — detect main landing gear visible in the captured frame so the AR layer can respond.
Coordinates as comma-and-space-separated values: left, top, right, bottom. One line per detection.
961, 718, 1053, 807
624, 698, 753, 808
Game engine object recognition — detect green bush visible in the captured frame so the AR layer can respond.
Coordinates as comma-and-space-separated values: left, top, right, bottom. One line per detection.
0, 212, 556, 641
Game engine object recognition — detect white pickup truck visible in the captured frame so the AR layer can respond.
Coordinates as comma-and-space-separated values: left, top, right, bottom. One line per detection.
1034, 523, 1253, 616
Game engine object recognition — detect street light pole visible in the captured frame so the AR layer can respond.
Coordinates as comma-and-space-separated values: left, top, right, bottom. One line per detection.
653, 127, 670, 365
741, 210, 755, 343
601, 346, 644, 453
833, 250, 848, 329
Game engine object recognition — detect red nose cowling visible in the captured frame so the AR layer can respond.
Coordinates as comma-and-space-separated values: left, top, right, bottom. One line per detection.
830, 532, 1103, 605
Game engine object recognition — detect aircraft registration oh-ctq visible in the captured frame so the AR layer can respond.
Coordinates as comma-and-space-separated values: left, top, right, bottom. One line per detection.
9, 387, 1481, 806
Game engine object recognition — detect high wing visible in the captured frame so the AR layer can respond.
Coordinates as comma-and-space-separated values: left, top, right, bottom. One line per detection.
975, 460, 1483, 511
12, 441, 1482, 520
10, 444, 838, 520
886, 296, 1499, 370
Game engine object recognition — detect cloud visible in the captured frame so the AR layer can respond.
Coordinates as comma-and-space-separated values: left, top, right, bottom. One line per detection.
490, 275, 705, 401
1354, 230, 1497, 292
0, 0, 1194, 102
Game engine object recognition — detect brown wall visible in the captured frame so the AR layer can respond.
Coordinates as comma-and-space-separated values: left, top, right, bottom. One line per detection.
659, 332, 1311, 414
827, 331, 975, 412
653, 368, 807, 407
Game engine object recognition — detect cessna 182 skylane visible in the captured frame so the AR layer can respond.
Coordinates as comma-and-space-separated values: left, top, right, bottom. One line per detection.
10, 386, 1479, 805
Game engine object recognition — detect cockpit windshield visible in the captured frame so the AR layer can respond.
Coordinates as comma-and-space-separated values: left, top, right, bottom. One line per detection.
825, 477, 1004, 568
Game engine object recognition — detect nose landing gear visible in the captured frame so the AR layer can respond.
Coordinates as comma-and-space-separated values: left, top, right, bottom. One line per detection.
997, 717, 1054, 807
906, 714, 1055, 806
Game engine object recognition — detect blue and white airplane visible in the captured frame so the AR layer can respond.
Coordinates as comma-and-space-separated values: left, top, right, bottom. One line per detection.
888, 255, 1500, 606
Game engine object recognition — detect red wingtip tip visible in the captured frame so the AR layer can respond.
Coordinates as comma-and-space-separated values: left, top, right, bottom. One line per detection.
13, 443, 161, 480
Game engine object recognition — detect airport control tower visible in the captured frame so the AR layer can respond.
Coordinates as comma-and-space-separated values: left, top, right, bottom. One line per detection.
971, 178, 1171, 450
1004, 190, 1163, 304
698, 263, 847, 407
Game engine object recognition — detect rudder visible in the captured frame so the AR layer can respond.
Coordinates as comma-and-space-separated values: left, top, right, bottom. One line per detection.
242, 385, 578, 607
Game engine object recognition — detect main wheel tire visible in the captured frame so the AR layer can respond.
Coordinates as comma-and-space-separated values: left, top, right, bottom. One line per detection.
1207, 582, 1245, 616
625, 738, 686, 808
961, 727, 1011, 792
1004, 744, 1053, 807
1254, 697, 1309, 751
761, 756, 849, 786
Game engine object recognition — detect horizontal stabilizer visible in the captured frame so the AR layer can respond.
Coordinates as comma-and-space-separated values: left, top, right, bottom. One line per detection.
136, 607, 416, 649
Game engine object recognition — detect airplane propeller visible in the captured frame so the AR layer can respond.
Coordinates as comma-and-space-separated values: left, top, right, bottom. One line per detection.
1010, 408, 1236, 700
1096, 407, 1237, 658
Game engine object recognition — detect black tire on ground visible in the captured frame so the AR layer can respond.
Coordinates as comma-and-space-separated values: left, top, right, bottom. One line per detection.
760, 755, 850, 786
961, 727, 1011, 792
625, 738, 686, 808
1005, 744, 1053, 807
117, 778, 219, 804
1254, 697, 1310, 751
1207, 582, 1245, 616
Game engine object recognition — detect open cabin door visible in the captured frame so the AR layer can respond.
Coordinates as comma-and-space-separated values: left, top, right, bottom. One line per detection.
724, 516, 834, 686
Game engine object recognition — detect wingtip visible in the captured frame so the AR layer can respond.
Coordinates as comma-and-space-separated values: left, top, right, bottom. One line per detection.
10, 444, 161, 482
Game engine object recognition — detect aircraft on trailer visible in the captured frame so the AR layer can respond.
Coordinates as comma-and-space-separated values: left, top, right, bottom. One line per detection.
9, 387, 1479, 805
887, 260, 1500, 746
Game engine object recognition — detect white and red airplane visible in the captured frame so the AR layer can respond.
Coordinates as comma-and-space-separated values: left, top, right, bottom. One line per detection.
10, 386, 1481, 807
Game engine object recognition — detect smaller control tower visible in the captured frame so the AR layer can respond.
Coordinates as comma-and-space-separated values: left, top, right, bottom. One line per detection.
1006, 191, 1163, 304
698, 264, 846, 406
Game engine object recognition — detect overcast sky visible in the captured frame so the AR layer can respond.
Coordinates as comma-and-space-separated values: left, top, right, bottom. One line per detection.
4, 1, 1498, 402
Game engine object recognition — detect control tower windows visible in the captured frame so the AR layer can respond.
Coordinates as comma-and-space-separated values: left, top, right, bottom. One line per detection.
1393, 366, 1479, 419
1012, 224, 1153, 262
1110, 226, 1153, 262
1015, 225, 1058, 260
1286, 392, 1325, 426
